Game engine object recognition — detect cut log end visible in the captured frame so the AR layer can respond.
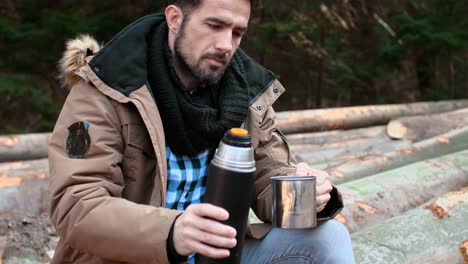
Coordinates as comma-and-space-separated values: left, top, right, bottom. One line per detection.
386, 120, 408, 139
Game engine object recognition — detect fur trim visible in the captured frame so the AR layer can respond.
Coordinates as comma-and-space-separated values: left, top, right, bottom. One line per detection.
58, 34, 101, 89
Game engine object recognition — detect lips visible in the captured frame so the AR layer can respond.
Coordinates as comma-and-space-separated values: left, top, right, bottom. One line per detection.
208, 57, 226, 65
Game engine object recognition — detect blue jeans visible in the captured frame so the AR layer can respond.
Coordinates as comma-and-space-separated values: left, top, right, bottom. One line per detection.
241, 220, 355, 264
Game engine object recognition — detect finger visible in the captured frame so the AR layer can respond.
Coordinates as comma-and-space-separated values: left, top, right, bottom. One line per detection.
314, 171, 330, 185
191, 215, 236, 238
186, 227, 237, 249
316, 182, 333, 196
295, 162, 310, 175
191, 241, 231, 259
317, 203, 327, 213
188, 203, 229, 221
316, 193, 331, 207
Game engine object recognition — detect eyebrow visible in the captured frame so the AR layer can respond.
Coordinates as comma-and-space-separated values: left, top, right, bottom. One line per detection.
206, 17, 248, 33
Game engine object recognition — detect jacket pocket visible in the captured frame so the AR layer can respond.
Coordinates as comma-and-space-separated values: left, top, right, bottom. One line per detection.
121, 123, 156, 204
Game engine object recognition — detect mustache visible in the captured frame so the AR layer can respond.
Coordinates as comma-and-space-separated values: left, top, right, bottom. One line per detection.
202, 52, 229, 64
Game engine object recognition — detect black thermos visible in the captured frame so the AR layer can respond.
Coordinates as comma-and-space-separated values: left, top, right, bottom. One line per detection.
196, 128, 256, 264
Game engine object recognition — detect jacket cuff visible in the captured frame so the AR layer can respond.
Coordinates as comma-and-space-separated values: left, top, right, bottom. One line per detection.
317, 185, 343, 221
167, 214, 188, 263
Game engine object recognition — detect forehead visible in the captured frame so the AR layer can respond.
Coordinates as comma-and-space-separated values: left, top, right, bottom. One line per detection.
191, 0, 251, 26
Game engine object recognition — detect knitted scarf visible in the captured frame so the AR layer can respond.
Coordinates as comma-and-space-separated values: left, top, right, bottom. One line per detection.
147, 22, 250, 157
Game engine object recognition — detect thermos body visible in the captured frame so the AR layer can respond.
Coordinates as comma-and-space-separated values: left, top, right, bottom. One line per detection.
196, 129, 256, 264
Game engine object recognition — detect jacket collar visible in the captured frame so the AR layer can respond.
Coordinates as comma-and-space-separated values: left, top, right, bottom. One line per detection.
87, 13, 278, 105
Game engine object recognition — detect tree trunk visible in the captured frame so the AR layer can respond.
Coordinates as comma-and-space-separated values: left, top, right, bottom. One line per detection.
293, 137, 412, 168
286, 125, 386, 145
336, 149, 468, 233
387, 108, 468, 141
351, 188, 468, 264
328, 126, 468, 184
0, 133, 49, 162
277, 100, 468, 134
0, 159, 49, 216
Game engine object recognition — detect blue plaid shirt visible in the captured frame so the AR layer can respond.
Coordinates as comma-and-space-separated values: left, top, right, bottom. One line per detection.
165, 147, 211, 263
165, 147, 210, 210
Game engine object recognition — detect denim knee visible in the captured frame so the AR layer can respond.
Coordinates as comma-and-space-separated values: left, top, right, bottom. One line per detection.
313, 220, 354, 264
241, 220, 355, 264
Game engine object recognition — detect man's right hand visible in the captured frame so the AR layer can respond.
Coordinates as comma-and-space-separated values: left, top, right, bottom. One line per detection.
173, 203, 237, 259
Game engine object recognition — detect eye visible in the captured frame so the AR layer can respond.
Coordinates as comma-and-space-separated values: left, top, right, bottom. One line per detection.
233, 30, 243, 38
207, 23, 222, 30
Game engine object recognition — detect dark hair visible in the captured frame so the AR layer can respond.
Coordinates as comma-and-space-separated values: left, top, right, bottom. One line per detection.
168, 0, 255, 15
167, 0, 203, 15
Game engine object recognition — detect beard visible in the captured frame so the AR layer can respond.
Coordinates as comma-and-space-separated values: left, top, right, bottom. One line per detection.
173, 21, 229, 86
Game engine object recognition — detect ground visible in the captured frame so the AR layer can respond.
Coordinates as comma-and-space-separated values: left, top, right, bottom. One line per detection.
0, 213, 56, 263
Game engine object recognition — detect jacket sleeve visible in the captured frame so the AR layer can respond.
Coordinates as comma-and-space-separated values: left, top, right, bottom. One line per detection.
48, 80, 180, 263
249, 100, 343, 224
249, 104, 297, 222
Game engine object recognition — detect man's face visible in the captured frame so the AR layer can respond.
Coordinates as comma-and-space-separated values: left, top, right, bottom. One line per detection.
173, 0, 250, 85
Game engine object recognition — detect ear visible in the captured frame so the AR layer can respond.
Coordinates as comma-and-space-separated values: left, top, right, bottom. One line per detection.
165, 5, 184, 34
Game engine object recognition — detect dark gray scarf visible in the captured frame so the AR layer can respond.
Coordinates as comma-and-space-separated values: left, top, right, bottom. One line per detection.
147, 22, 250, 157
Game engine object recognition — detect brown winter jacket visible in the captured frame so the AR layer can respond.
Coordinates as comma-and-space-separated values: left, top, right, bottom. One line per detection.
49, 14, 342, 264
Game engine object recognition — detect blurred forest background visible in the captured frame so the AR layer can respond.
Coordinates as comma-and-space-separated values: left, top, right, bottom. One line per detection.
0, 0, 466, 134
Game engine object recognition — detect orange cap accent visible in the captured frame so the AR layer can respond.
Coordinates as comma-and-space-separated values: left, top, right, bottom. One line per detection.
230, 128, 249, 136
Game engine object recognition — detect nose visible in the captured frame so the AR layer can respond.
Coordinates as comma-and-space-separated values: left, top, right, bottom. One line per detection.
214, 31, 234, 54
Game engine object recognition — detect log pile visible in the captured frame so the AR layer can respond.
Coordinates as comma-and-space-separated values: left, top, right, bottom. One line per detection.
1, 100, 468, 263
351, 188, 468, 264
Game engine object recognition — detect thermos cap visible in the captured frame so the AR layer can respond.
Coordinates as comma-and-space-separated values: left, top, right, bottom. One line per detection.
223, 128, 252, 148
230, 128, 249, 136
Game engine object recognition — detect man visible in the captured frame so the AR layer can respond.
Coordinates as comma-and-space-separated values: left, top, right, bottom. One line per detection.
49, 0, 354, 263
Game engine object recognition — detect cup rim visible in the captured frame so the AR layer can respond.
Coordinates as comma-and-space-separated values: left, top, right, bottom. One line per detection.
271, 175, 316, 181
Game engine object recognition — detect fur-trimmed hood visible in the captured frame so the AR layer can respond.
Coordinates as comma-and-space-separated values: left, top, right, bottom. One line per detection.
58, 34, 101, 89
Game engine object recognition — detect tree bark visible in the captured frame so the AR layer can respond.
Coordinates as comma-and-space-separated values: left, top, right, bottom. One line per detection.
293, 137, 412, 168
387, 108, 468, 141
335, 149, 468, 233
0, 133, 49, 162
351, 188, 468, 264
286, 125, 386, 145
277, 100, 468, 134
328, 126, 468, 184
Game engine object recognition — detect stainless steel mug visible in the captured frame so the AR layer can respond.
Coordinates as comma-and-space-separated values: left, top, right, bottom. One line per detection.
271, 176, 317, 229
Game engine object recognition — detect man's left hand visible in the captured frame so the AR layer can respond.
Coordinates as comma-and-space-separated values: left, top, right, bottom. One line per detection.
295, 162, 333, 213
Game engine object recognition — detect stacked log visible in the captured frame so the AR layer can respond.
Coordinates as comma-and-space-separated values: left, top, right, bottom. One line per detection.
2, 100, 468, 263
294, 136, 412, 168
277, 100, 468, 134
352, 188, 468, 264
387, 108, 468, 141
335, 149, 468, 233
286, 125, 386, 145
0, 133, 49, 162
328, 126, 468, 184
